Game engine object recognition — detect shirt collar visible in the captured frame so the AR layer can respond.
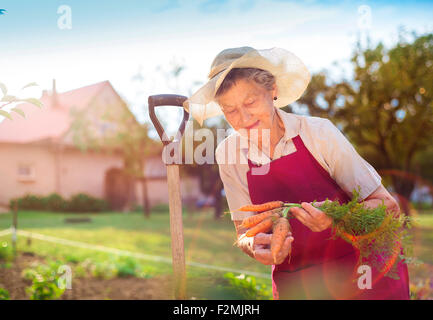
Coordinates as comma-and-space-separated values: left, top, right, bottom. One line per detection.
238, 109, 300, 149
237, 108, 300, 163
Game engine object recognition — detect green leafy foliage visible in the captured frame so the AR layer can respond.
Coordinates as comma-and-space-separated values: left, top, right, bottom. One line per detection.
67, 193, 109, 213
0, 109, 12, 119
45, 193, 68, 212
73, 257, 151, 279
10, 194, 47, 210
9, 193, 110, 213
0, 81, 43, 120
315, 187, 414, 278
0, 241, 13, 262
295, 31, 433, 202
79, 258, 117, 280
0, 287, 10, 300
115, 257, 141, 277
22, 260, 66, 300
203, 273, 272, 300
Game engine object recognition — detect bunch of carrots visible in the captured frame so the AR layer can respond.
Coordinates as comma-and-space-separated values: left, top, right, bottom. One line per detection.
233, 200, 297, 264
229, 188, 414, 277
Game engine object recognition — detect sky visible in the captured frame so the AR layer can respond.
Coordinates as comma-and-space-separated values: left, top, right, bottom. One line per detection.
1, 0, 432, 134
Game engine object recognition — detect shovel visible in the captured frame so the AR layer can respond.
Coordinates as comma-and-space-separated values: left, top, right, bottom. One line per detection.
148, 94, 189, 300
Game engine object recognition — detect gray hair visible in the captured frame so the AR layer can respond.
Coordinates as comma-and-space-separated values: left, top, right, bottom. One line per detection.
215, 68, 275, 98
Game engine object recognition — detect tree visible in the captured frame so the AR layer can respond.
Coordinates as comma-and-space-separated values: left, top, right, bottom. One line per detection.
294, 71, 346, 118
285, 30, 433, 214
0, 82, 43, 119
182, 116, 230, 220
335, 31, 433, 213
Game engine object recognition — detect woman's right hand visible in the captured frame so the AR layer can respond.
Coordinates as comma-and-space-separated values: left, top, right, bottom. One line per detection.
234, 221, 293, 265
252, 232, 294, 265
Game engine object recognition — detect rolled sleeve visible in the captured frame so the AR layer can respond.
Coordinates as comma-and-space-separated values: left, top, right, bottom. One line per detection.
216, 141, 253, 221
317, 119, 382, 201
218, 164, 254, 221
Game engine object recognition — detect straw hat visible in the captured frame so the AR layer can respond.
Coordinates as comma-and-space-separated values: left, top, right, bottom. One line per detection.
183, 46, 311, 125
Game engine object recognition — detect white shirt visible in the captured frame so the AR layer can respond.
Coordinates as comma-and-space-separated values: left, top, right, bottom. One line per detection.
215, 109, 382, 221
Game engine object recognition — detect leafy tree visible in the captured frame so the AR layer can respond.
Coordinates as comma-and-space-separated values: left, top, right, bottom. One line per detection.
294, 71, 345, 118
182, 117, 230, 220
335, 31, 433, 212
290, 30, 433, 214
0, 81, 43, 119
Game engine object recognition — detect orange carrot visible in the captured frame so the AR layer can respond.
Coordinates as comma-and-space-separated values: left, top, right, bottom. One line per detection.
240, 208, 282, 229
245, 215, 278, 237
237, 201, 284, 212
271, 217, 291, 264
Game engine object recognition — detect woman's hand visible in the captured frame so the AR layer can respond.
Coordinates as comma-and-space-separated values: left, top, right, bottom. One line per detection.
252, 232, 294, 265
290, 201, 332, 232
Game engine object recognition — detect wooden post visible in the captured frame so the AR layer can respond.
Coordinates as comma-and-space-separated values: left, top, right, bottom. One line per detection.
12, 201, 18, 257
166, 164, 187, 299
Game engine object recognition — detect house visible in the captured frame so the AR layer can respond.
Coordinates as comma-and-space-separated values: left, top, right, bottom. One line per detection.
0, 80, 203, 212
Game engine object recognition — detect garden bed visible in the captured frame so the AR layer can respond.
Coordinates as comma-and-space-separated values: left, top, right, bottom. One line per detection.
0, 253, 174, 300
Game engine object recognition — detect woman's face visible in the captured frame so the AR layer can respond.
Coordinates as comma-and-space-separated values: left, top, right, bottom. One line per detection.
216, 78, 278, 139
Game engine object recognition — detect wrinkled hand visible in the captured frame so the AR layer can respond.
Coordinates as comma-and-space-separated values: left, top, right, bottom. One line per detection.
252, 232, 294, 265
290, 201, 332, 232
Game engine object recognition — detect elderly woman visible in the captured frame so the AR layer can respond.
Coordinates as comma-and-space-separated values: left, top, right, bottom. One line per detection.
183, 47, 409, 300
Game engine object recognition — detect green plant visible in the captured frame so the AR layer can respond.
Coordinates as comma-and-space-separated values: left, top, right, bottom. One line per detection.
205, 273, 272, 300
64, 254, 80, 264
0, 241, 13, 262
22, 260, 66, 300
410, 279, 433, 300
150, 204, 170, 213
0, 81, 43, 120
314, 188, 414, 279
412, 202, 433, 211
46, 193, 68, 212
86, 259, 117, 279
0, 287, 10, 300
9, 192, 110, 212
132, 204, 143, 212
67, 193, 110, 213
10, 194, 47, 210
72, 264, 87, 278
26, 280, 65, 300
115, 257, 140, 277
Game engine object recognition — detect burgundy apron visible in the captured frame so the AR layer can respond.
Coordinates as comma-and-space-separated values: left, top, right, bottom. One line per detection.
246, 134, 410, 300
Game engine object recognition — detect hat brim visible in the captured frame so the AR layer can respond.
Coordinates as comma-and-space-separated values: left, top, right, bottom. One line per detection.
183, 47, 311, 126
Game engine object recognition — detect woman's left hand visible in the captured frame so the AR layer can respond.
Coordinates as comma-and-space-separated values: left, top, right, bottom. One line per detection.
290, 201, 332, 232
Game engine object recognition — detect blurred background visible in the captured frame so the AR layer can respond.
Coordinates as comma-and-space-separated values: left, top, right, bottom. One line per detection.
0, 0, 432, 300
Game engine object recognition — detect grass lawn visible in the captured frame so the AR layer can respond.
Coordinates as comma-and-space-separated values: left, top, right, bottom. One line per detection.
0, 207, 272, 288
410, 209, 433, 265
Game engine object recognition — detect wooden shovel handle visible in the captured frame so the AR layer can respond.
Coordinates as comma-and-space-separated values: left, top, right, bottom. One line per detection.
166, 165, 186, 299
148, 94, 189, 146
147, 94, 188, 299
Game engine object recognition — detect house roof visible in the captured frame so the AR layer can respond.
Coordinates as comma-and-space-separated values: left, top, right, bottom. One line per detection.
0, 80, 113, 144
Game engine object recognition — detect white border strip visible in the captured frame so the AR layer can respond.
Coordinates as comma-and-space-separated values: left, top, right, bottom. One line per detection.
0, 229, 270, 279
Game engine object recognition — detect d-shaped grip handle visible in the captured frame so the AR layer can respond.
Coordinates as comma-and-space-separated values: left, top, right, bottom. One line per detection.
148, 94, 189, 146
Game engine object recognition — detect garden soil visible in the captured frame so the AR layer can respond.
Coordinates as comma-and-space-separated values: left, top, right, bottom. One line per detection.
0, 253, 177, 300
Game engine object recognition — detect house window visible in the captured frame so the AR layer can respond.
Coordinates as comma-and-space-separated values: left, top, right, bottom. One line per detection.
99, 122, 116, 135
17, 164, 35, 182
